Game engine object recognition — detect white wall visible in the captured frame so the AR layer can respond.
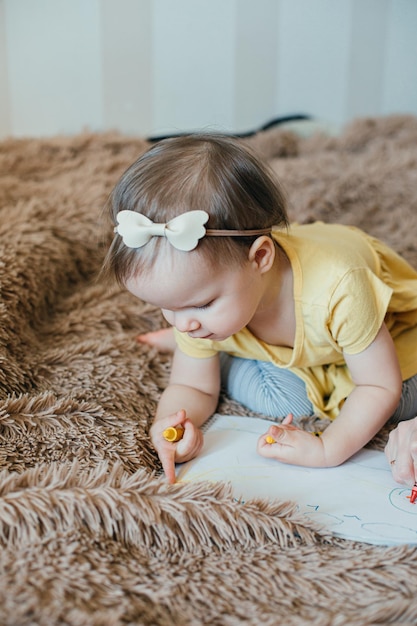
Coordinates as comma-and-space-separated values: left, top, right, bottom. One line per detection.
0, 0, 416, 139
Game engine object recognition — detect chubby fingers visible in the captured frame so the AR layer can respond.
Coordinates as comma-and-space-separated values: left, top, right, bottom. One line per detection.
156, 411, 204, 484
258, 419, 299, 457
258, 419, 326, 467
262, 414, 294, 444
259, 425, 292, 455
154, 409, 187, 484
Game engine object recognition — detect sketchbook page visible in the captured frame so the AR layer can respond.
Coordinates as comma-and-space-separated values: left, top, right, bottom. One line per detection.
175, 414, 417, 546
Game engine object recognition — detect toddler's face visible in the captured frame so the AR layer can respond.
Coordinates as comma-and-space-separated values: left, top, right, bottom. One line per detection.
125, 251, 265, 343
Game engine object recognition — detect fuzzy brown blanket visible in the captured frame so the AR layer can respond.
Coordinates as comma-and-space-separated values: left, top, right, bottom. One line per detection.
1, 115, 417, 626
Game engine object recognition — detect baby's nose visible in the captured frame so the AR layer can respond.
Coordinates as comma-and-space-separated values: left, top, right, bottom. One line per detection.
175, 315, 200, 333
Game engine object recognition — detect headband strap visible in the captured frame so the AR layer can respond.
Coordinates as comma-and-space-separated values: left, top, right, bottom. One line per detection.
115, 210, 272, 252
206, 227, 272, 237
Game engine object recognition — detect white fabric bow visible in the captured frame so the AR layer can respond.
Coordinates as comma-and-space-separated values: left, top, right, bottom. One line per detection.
115, 210, 209, 251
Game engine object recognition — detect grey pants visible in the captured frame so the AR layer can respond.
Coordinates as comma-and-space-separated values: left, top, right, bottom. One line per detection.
221, 355, 417, 421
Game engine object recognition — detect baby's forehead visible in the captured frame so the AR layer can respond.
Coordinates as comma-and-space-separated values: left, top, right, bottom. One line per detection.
143, 245, 218, 277
126, 262, 213, 310
127, 247, 209, 283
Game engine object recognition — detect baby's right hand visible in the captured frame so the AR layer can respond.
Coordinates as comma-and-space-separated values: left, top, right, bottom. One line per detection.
150, 409, 204, 484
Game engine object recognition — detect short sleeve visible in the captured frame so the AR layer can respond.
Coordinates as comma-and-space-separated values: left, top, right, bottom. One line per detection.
174, 328, 218, 358
328, 268, 393, 354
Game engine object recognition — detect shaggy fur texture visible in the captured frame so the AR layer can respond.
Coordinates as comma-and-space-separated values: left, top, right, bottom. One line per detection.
1, 115, 417, 625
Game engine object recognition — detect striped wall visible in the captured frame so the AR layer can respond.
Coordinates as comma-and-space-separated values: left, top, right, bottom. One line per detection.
0, 0, 416, 139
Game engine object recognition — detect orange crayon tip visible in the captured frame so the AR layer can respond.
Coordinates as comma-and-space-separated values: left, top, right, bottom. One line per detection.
163, 425, 185, 443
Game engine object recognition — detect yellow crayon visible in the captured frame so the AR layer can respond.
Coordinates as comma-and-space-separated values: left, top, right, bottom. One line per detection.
265, 435, 276, 444
163, 425, 185, 442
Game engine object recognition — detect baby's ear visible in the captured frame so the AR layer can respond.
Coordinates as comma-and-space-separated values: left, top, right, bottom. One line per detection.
248, 236, 275, 273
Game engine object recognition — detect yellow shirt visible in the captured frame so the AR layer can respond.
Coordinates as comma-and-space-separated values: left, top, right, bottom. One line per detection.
174, 222, 417, 419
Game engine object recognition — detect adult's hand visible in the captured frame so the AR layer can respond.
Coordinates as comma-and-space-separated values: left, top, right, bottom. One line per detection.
385, 417, 417, 485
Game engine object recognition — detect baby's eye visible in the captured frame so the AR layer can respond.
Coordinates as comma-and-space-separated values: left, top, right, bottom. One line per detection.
195, 300, 214, 310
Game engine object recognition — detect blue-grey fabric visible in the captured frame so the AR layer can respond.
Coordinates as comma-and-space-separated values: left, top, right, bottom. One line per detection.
221, 355, 417, 422
220, 355, 314, 418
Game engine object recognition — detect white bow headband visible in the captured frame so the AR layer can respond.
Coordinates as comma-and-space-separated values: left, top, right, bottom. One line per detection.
114, 210, 272, 252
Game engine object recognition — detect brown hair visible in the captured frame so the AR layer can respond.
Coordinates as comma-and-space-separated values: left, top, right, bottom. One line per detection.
102, 133, 289, 284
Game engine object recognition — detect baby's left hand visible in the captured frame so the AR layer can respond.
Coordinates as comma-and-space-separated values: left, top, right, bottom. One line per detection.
257, 414, 327, 467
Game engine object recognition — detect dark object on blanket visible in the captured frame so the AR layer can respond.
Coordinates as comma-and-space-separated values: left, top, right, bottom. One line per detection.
147, 113, 312, 141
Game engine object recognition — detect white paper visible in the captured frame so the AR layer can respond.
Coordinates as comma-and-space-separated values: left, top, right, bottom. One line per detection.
176, 414, 417, 545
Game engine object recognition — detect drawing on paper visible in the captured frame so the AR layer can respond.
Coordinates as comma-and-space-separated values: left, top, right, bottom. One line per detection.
175, 414, 417, 546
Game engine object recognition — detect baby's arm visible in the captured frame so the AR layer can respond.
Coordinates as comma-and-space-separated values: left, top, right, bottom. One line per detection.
151, 347, 220, 482
258, 323, 403, 467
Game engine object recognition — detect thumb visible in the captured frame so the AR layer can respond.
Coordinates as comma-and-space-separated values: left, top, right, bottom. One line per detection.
174, 409, 187, 425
